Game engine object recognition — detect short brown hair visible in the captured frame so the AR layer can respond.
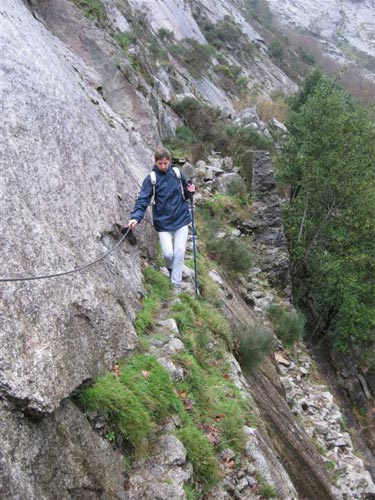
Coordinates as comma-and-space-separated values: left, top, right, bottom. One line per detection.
154, 146, 171, 161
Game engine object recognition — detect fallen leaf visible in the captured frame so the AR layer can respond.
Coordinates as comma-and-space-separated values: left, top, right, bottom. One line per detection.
224, 458, 236, 469
113, 363, 121, 378
215, 413, 225, 420
176, 390, 188, 399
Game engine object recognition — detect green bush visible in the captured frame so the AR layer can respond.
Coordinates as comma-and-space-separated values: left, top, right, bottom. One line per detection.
196, 15, 245, 49
170, 98, 273, 169
114, 32, 136, 51
236, 323, 276, 371
172, 97, 223, 143
206, 237, 252, 275
269, 39, 284, 60
169, 39, 215, 77
176, 126, 198, 144
158, 27, 175, 42
267, 305, 305, 346
300, 48, 315, 66
73, 0, 106, 23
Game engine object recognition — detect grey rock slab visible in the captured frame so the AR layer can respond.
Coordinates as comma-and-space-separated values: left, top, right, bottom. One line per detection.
0, 399, 127, 500
164, 338, 185, 355
156, 435, 187, 466
216, 173, 243, 195
127, 461, 192, 500
155, 318, 180, 337
0, 0, 150, 414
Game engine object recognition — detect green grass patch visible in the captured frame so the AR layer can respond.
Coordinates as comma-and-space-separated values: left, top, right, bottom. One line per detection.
114, 31, 137, 51
81, 354, 183, 450
174, 352, 248, 453
81, 260, 257, 493
172, 294, 233, 356
134, 265, 171, 335
177, 425, 219, 488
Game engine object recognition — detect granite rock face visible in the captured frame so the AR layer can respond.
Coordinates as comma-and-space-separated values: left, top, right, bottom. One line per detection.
0, 0, 153, 415
0, 399, 128, 500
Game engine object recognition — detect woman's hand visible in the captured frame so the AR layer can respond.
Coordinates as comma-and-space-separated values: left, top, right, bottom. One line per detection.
127, 219, 138, 229
187, 182, 196, 193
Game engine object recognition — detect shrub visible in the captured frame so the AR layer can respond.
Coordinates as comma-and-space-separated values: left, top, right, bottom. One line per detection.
236, 323, 276, 371
114, 32, 136, 51
176, 126, 198, 144
73, 0, 107, 23
171, 98, 273, 169
196, 15, 243, 48
213, 64, 247, 94
269, 39, 284, 60
169, 39, 215, 77
172, 97, 223, 143
257, 97, 289, 123
206, 237, 252, 275
158, 27, 175, 42
300, 48, 315, 66
267, 305, 305, 346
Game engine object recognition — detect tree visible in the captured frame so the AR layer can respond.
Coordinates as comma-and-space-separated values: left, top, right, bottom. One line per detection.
278, 71, 375, 364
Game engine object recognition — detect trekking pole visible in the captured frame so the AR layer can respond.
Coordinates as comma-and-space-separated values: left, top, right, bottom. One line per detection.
188, 182, 198, 296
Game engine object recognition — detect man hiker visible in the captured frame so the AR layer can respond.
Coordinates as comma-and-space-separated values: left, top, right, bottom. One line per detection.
128, 146, 195, 292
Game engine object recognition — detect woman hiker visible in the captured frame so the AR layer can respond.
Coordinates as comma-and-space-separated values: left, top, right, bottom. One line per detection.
127, 146, 195, 292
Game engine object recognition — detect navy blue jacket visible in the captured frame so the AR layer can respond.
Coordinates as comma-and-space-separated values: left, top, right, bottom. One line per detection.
131, 165, 191, 232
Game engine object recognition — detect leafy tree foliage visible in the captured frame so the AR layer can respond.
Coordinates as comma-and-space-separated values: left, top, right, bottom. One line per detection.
278, 71, 375, 364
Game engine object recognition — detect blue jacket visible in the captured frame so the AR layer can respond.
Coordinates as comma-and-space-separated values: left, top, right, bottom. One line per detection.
131, 165, 191, 232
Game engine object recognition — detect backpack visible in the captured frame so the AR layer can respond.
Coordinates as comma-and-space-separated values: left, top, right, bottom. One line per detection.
150, 167, 185, 205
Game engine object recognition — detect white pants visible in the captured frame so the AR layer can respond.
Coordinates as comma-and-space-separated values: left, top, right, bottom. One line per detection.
158, 225, 189, 288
